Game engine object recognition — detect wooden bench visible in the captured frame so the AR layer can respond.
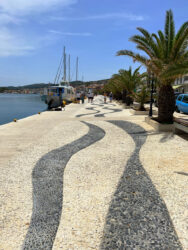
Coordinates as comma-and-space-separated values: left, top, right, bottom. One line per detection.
174, 117, 188, 134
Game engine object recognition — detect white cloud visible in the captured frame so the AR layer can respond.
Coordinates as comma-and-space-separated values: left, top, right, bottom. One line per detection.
49, 30, 92, 36
0, 28, 34, 56
0, 13, 21, 24
0, 0, 76, 15
51, 12, 145, 21
0, 0, 77, 56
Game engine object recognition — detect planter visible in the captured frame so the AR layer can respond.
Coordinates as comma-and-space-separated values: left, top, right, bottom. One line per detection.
130, 109, 158, 115
120, 103, 133, 109
133, 103, 140, 109
173, 118, 188, 134
124, 105, 133, 109
174, 122, 188, 134
145, 116, 174, 132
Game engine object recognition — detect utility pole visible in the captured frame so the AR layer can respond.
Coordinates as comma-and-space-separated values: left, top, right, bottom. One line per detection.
76, 56, 78, 81
149, 72, 154, 117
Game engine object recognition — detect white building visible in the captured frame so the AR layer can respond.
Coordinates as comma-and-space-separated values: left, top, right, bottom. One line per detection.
173, 74, 188, 93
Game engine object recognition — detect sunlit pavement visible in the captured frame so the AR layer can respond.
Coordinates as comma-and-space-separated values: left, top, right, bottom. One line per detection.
0, 96, 187, 249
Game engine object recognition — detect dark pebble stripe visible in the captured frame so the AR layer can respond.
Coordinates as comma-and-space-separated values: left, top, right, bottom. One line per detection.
95, 107, 122, 117
22, 122, 105, 250
76, 105, 122, 118
76, 107, 100, 117
100, 120, 182, 250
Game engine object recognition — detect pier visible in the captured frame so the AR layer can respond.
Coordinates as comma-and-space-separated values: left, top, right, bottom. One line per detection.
0, 96, 187, 249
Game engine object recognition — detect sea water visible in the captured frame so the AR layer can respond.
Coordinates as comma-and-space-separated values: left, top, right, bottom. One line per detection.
0, 93, 47, 125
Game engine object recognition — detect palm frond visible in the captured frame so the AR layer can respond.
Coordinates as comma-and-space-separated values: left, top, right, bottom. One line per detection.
117, 10, 188, 87
160, 61, 188, 79
171, 27, 188, 60
117, 50, 149, 66
165, 10, 171, 56
134, 29, 161, 58
174, 21, 188, 43
158, 30, 166, 58
152, 33, 164, 59
168, 10, 175, 54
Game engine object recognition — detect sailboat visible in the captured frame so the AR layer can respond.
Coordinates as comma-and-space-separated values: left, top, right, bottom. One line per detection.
41, 47, 76, 110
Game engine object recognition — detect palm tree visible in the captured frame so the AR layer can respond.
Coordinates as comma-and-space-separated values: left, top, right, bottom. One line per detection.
103, 79, 122, 99
117, 10, 188, 123
111, 66, 146, 105
131, 84, 150, 111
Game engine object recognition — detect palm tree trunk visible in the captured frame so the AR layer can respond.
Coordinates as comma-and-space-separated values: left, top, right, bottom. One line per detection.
158, 85, 175, 123
126, 95, 133, 106
139, 103, 145, 111
122, 90, 127, 103
114, 92, 121, 100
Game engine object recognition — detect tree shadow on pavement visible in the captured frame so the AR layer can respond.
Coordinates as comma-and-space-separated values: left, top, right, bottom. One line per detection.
159, 132, 174, 143
100, 120, 182, 250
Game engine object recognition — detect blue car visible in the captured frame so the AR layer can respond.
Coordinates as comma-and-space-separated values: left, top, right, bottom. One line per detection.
176, 94, 188, 114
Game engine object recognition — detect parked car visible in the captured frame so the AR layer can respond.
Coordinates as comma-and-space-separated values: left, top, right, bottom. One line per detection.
174, 92, 182, 99
176, 94, 188, 114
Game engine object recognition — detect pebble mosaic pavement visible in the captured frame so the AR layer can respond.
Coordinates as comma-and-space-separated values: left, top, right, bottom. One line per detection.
0, 96, 187, 249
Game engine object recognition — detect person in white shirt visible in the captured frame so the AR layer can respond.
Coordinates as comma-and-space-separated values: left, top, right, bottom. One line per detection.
88, 92, 94, 103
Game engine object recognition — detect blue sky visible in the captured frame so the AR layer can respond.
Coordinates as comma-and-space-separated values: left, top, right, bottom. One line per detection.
0, 0, 187, 86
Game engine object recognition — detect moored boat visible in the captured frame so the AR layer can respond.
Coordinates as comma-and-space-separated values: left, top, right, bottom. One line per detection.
41, 47, 76, 110
42, 85, 75, 109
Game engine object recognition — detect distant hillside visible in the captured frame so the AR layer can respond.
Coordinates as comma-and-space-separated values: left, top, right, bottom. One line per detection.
84, 79, 109, 86
0, 79, 109, 92
0, 83, 55, 92
70, 81, 84, 87
4, 83, 53, 90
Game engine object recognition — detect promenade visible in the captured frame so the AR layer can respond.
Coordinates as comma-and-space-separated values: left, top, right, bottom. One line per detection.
0, 96, 187, 249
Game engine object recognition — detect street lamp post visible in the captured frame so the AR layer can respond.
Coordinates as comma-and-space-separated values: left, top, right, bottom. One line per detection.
149, 73, 154, 117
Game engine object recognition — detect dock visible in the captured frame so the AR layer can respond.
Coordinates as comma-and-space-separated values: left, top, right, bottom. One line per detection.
0, 96, 187, 249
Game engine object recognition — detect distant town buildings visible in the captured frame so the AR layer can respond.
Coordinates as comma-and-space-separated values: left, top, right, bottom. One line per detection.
0, 79, 109, 94
1, 88, 44, 94
174, 74, 188, 93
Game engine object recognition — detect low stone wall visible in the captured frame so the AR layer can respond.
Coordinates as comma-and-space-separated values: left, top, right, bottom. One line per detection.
145, 116, 174, 132
130, 109, 158, 115
174, 122, 188, 134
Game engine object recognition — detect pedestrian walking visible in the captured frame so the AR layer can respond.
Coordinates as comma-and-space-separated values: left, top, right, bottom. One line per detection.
81, 93, 85, 104
90, 92, 94, 103
87, 92, 90, 103
109, 92, 113, 103
76, 92, 81, 104
104, 92, 107, 103
88, 92, 93, 103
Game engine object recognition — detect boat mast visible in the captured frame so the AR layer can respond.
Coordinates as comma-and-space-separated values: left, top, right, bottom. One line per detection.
76, 56, 78, 81
68, 54, 70, 83
54, 49, 64, 85
63, 46, 66, 82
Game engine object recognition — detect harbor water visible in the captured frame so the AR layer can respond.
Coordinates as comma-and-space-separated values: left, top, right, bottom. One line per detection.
0, 94, 47, 125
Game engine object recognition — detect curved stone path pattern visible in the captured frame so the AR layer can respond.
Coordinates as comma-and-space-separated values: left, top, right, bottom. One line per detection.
22, 122, 105, 249
100, 120, 182, 249
76, 104, 122, 118
0, 95, 187, 249
76, 107, 100, 117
